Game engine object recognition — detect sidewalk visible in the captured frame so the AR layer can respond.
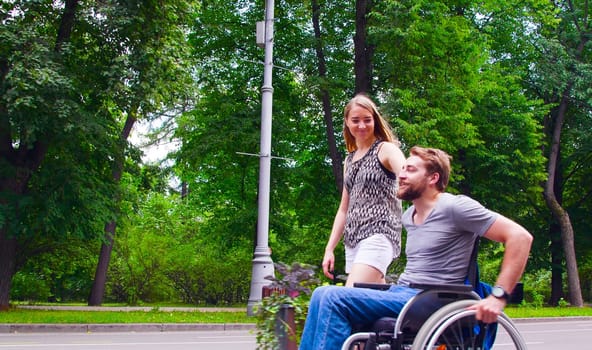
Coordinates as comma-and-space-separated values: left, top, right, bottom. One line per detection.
0, 305, 256, 334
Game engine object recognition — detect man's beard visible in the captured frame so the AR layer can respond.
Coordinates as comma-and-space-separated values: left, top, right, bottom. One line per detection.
397, 182, 426, 201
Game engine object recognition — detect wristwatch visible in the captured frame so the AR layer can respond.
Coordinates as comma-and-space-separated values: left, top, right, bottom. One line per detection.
491, 285, 509, 300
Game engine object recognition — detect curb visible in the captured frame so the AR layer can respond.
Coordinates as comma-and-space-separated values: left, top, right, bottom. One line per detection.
15, 305, 246, 312
0, 323, 256, 334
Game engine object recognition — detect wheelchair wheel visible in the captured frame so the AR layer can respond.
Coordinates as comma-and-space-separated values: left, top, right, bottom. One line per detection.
412, 299, 527, 350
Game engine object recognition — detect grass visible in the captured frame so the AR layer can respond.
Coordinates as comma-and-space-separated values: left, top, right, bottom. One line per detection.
1, 304, 591, 324
504, 305, 592, 318
0, 308, 254, 324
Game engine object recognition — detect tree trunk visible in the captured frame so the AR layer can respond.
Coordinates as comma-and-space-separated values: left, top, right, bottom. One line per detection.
543, 83, 583, 307
88, 222, 116, 305
311, 0, 343, 191
0, 227, 17, 310
354, 0, 373, 95
0, 148, 48, 309
549, 223, 564, 305
181, 181, 188, 198
88, 115, 136, 306
548, 155, 564, 306
55, 0, 79, 52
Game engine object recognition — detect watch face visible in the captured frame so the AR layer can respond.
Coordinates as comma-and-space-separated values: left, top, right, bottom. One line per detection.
492, 286, 506, 298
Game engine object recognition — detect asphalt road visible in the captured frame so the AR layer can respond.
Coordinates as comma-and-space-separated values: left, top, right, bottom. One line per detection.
508, 317, 592, 349
0, 330, 257, 350
0, 318, 591, 349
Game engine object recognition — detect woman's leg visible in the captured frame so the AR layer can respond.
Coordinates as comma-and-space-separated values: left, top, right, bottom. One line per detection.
345, 235, 394, 286
346, 264, 384, 286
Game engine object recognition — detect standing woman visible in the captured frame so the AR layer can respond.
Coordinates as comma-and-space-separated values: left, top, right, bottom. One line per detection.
323, 93, 406, 287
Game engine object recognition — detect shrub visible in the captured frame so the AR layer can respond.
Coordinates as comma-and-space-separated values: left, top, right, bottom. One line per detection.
163, 244, 252, 305
10, 272, 51, 302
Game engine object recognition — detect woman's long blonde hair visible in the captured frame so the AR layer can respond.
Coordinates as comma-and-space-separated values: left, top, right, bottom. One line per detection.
343, 93, 399, 153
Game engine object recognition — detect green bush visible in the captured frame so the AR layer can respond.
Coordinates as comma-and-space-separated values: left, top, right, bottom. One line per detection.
520, 269, 552, 306
106, 228, 177, 305
579, 253, 592, 302
10, 272, 52, 302
9, 239, 97, 303
165, 247, 251, 305
105, 237, 254, 306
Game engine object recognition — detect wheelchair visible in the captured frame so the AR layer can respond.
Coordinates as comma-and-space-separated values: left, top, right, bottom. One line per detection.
341, 240, 527, 350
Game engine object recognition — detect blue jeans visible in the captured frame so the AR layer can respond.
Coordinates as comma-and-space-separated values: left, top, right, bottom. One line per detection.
298, 285, 419, 350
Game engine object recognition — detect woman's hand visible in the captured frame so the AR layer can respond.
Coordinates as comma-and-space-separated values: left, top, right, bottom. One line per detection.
322, 250, 335, 280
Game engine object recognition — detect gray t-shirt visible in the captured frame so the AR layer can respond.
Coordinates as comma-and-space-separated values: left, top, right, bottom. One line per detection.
397, 193, 497, 286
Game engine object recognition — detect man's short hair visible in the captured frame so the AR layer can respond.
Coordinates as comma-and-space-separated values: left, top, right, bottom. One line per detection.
409, 146, 452, 191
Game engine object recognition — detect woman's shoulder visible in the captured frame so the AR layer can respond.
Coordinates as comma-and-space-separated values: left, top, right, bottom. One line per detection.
376, 140, 403, 156
377, 140, 401, 149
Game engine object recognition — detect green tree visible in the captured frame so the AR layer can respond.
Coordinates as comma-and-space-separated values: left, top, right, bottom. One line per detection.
174, 0, 350, 277
0, 0, 119, 310
536, 0, 590, 307
476, 0, 590, 305
0, 0, 195, 309
87, 0, 196, 306
369, 0, 549, 282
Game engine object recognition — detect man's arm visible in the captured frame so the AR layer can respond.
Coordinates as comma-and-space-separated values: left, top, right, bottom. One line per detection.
469, 214, 533, 323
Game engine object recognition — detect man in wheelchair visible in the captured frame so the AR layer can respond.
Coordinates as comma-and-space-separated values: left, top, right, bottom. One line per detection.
298, 146, 533, 350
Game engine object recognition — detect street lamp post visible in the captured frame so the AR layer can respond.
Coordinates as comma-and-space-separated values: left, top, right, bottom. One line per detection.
247, 0, 275, 316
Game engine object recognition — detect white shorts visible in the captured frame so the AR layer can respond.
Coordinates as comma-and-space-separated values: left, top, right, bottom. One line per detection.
345, 234, 395, 276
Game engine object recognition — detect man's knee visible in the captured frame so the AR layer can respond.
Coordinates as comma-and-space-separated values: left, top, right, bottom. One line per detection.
312, 285, 342, 304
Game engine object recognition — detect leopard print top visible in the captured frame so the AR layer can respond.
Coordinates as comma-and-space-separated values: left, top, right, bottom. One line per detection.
343, 140, 402, 258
